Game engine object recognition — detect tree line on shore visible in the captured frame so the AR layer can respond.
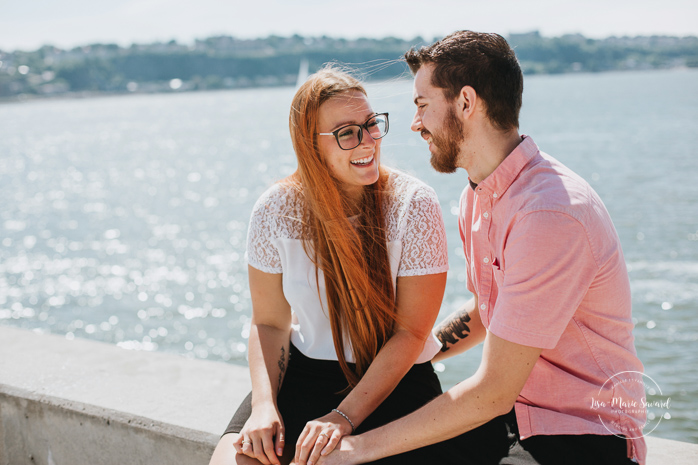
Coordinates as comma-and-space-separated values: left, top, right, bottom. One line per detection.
1, 32, 696, 99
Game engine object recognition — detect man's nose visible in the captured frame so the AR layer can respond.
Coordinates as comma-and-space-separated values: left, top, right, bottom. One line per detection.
410, 110, 422, 133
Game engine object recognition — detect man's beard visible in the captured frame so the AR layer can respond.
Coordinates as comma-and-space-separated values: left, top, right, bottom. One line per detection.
427, 106, 464, 174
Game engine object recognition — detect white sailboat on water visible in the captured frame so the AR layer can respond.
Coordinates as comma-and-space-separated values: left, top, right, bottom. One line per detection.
296, 58, 309, 88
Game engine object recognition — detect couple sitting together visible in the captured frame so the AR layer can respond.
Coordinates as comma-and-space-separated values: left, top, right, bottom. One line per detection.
209, 31, 647, 465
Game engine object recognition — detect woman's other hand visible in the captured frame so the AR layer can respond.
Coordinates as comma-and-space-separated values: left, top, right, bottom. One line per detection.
233, 402, 285, 465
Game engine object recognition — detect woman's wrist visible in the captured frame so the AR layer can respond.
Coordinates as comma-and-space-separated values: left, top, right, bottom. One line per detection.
331, 408, 356, 433
250, 395, 278, 411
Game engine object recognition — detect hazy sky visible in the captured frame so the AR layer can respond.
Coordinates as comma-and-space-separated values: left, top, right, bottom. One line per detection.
1, 0, 696, 51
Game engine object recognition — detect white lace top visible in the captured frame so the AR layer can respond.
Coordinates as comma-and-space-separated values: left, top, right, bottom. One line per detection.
245, 169, 448, 363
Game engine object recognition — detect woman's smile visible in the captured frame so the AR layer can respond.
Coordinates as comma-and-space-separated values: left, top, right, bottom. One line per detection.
350, 154, 375, 166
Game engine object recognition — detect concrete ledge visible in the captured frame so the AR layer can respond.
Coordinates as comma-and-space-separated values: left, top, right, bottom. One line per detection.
0, 389, 214, 465
0, 325, 250, 465
646, 436, 698, 465
0, 326, 695, 464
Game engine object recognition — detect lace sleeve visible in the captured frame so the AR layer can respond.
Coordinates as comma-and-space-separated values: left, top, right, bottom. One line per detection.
245, 190, 283, 274
397, 184, 449, 277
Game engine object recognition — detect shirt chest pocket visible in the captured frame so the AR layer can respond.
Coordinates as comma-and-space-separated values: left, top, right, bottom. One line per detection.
492, 262, 504, 289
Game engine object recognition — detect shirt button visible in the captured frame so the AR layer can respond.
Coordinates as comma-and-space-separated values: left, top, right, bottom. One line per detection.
493, 193, 498, 198
483, 212, 489, 219
480, 303, 487, 310
483, 257, 490, 264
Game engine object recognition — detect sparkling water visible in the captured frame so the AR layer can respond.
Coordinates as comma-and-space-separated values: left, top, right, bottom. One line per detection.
1, 69, 696, 442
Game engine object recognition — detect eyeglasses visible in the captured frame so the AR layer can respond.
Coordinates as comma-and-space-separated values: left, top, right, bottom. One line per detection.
317, 113, 389, 150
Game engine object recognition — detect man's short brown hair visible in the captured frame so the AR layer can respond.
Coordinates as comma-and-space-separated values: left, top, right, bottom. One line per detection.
405, 31, 523, 131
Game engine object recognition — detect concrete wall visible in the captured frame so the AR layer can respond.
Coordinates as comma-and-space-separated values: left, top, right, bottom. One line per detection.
0, 325, 250, 465
0, 325, 695, 465
0, 391, 214, 465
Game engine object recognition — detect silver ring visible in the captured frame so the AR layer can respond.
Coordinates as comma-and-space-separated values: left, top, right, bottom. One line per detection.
318, 432, 330, 439
241, 440, 251, 445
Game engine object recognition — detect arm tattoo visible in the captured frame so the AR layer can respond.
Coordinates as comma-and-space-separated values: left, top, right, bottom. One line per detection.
435, 311, 471, 353
277, 346, 286, 393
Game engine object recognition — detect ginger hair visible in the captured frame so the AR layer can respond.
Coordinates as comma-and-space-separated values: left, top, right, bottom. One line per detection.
286, 66, 396, 387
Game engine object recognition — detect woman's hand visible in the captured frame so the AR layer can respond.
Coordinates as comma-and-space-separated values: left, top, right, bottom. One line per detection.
233, 402, 286, 465
293, 410, 353, 465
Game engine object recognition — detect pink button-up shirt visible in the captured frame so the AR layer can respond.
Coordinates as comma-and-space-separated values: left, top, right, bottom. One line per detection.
459, 136, 646, 463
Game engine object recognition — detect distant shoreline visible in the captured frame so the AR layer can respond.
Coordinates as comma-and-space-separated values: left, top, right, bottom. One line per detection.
2, 32, 697, 102
2, 67, 696, 105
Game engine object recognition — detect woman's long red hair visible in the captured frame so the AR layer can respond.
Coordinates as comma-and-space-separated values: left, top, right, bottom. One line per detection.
286, 66, 397, 388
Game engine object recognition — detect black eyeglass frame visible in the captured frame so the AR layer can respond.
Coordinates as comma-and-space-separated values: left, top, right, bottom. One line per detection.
316, 113, 389, 150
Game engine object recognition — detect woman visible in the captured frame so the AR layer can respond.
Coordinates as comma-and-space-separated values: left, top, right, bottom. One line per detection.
209, 67, 454, 465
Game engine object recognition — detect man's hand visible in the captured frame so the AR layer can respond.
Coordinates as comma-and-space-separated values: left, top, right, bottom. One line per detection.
311, 436, 361, 465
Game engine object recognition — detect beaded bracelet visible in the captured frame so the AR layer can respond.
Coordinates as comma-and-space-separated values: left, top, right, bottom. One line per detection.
332, 408, 356, 432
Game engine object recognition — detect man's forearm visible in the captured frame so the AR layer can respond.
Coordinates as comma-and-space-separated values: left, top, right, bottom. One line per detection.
432, 298, 485, 362
316, 333, 543, 465
345, 376, 504, 463
434, 308, 471, 351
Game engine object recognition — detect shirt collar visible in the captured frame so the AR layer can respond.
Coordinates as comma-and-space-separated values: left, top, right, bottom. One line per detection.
473, 135, 539, 198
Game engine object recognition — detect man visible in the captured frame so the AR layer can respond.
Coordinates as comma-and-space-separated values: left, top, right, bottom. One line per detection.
313, 31, 646, 465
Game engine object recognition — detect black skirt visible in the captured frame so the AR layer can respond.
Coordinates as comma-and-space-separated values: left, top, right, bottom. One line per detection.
224, 343, 470, 464
223, 345, 635, 464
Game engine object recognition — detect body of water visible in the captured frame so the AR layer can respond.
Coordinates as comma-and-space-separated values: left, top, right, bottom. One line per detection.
1, 69, 696, 442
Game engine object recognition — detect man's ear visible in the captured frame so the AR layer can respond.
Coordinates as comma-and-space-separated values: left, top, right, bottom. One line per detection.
459, 86, 478, 118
